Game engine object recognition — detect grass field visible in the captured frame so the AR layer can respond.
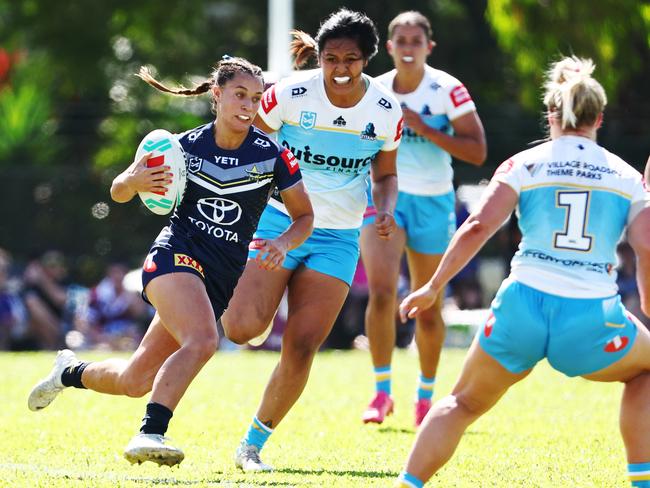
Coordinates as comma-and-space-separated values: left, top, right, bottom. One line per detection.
1, 348, 628, 487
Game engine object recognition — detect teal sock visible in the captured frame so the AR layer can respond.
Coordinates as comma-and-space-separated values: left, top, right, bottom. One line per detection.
417, 374, 435, 401
629, 462, 650, 487
397, 471, 424, 488
243, 416, 273, 451
374, 365, 391, 395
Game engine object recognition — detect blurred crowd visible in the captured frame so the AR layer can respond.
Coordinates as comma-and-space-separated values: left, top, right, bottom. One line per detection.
1, 202, 648, 352
0, 249, 153, 351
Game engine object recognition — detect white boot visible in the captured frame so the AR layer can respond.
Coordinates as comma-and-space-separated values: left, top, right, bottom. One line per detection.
28, 349, 79, 411
235, 440, 273, 472
124, 433, 184, 467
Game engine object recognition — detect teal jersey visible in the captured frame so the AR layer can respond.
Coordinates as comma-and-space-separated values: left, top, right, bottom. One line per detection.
376, 66, 476, 196
258, 70, 403, 229
493, 136, 649, 298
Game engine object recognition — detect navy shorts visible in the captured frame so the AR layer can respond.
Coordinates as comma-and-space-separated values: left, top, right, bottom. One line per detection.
141, 239, 241, 319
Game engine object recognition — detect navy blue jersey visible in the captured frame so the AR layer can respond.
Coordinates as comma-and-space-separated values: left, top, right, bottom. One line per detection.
150, 122, 302, 276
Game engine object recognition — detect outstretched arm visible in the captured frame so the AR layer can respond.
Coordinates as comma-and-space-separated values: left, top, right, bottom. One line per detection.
399, 180, 518, 321
110, 153, 173, 203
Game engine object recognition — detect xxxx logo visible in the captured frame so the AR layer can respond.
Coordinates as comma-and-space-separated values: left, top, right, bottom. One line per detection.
174, 254, 205, 277
143, 138, 172, 153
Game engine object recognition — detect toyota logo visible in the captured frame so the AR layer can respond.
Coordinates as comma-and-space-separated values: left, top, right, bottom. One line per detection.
197, 197, 242, 226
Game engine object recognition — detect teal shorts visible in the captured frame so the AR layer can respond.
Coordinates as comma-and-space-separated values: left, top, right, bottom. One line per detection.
250, 205, 359, 286
363, 190, 456, 255
479, 279, 637, 377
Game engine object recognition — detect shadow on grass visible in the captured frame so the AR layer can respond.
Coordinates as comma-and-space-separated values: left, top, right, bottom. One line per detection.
63, 475, 298, 486
377, 426, 489, 436
377, 426, 415, 435
1, 464, 297, 487
276, 467, 398, 478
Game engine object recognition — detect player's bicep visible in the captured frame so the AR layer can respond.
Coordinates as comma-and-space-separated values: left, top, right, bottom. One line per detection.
370, 149, 397, 183
471, 180, 519, 233
450, 111, 485, 142
280, 181, 313, 221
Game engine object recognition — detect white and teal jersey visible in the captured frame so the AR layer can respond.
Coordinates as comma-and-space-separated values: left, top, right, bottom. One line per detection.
493, 136, 650, 298
258, 69, 403, 229
376, 66, 476, 196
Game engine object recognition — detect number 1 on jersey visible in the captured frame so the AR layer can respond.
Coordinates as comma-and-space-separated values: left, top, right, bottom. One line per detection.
554, 190, 593, 251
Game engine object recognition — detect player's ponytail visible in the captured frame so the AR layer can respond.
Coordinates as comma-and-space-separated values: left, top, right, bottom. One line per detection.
136, 66, 213, 96
290, 30, 318, 69
543, 56, 607, 130
136, 58, 264, 115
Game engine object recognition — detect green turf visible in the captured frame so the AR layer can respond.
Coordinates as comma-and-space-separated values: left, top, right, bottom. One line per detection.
1, 349, 627, 487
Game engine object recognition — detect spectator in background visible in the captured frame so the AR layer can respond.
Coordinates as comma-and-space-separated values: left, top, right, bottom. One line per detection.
85, 262, 151, 350
22, 250, 70, 349
0, 248, 28, 350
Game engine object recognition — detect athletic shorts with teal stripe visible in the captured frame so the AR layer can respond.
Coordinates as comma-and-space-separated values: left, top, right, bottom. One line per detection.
363, 190, 456, 255
479, 279, 638, 377
250, 205, 360, 285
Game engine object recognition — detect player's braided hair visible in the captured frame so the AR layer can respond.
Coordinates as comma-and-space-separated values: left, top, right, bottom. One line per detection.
543, 56, 607, 130
290, 8, 379, 69
137, 57, 264, 114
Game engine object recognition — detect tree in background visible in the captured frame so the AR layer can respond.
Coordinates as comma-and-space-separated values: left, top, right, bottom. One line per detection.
487, 0, 650, 166
0, 0, 648, 278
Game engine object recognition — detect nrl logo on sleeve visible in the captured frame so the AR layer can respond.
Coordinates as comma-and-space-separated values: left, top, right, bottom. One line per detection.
299, 111, 317, 130
377, 98, 392, 110
291, 87, 307, 97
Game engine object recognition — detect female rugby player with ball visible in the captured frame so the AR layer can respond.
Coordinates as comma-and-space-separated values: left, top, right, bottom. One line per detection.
28, 56, 314, 467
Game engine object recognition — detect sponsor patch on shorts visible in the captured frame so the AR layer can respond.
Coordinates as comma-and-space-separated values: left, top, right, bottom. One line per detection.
174, 253, 205, 277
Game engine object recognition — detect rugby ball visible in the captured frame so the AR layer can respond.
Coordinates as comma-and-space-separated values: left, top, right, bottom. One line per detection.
135, 129, 187, 215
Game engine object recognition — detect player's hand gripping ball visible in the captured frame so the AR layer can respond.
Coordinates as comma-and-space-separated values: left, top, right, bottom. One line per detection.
136, 129, 187, 215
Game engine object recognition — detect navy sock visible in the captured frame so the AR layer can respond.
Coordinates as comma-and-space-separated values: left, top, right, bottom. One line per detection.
61, 362, 89, 389
140, 402, 173, 436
